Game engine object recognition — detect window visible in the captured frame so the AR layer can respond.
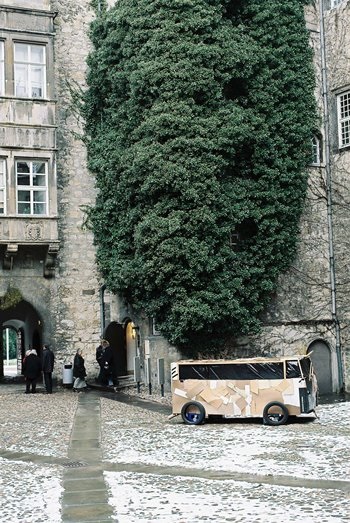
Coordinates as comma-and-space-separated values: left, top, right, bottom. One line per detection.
152, 318, 161, 336
338, 91, 350, 148
286, 361, 301, 379
311, 135, 321, 165
0, 160, 6, 214
179, 362, 284, 381
331, 0, 343, 7
16, 160, 48, 215
0, 41, 4, 95
14, 43, 46, 98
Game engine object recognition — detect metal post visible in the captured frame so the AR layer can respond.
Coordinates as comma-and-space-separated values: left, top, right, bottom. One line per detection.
134, 356, 141, 394
146, 358, 152, 395
157, 358, 165, 397
99, 284, 106, 337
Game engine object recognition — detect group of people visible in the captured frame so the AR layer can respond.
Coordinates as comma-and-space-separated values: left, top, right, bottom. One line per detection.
72, 339, 118, 392
22, 339, 117, 394
96, 339, 118, 389
22, 344, 55, 394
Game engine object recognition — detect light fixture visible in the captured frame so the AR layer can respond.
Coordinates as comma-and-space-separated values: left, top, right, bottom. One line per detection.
131, 322, 139, 339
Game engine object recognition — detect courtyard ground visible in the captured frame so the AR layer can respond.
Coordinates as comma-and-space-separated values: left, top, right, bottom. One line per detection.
0, 382, 349, 522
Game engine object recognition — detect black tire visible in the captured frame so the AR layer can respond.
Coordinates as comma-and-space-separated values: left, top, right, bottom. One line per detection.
181, 401, 206, 425
263, 401, 289, 426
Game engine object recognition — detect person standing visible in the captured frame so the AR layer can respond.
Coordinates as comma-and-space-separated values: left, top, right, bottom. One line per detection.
96, 339, 105, 383
100, 341, 118, 390
23, 349, 42, 394
96, 339, 107, 384
73, 348, 87, 392
42, 344, 55, 394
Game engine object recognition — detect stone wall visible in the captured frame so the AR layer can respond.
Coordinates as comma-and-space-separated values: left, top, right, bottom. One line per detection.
50, 0, 101, 373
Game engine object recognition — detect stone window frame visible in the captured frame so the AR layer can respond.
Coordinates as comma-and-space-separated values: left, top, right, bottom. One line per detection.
0, 158, 6, 215
14, 41, 47, 99
0, 40, 4, 95
0, 33, 54, 100
15, 158, 49, 216
311, 134, 322, 166
151, 317, 161, 336
337, 91, 350, 149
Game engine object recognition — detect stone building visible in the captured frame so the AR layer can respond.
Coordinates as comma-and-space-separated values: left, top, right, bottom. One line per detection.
252, 0, 350, 395
0, 0, 350, 394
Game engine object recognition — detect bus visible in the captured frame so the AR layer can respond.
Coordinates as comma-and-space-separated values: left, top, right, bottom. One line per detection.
171, 354, 318, 426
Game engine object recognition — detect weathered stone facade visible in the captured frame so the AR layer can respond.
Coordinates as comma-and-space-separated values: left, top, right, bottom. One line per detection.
0, 0, 100, 377
1, 0, 350, 393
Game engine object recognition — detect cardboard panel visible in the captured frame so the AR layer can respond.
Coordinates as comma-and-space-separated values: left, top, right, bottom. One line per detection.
186, 382, 206, 399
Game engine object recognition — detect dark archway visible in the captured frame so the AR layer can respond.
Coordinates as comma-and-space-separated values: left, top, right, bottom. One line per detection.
104, 321, 127, 377
307, 340, 333, 395
0, 300, 43, 377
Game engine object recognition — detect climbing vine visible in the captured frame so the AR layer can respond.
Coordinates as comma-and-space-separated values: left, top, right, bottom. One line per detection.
83, 0, 316, 351
0, 287, 23, 310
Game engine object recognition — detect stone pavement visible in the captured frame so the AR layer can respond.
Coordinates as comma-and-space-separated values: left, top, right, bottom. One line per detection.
0, 382, 350, 522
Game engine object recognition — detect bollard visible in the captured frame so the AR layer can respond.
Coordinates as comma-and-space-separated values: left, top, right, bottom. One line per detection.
134, 356, 141, 393
157, 358, 165, 397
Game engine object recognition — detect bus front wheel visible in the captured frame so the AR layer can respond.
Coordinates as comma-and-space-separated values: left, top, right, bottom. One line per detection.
263, 401, 289, 426
181, 401, 205, 425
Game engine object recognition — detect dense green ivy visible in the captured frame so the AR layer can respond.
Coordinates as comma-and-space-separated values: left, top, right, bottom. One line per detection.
83, 0, 316, 351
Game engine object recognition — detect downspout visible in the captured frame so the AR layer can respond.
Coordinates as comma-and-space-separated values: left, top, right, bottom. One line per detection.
319, 0, 344, 391
100, 284, 106, 337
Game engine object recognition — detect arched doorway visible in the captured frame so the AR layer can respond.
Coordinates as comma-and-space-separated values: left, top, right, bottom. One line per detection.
104, 321, 127, 377
125, 320, 138, 375
0, 300, 42, 377
2, 326, 18, 376
307, 340, 332, 395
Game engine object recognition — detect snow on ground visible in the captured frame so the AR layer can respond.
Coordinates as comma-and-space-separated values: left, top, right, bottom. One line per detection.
105, 470, 350, 523
102, 399, 350, 481
0, 458, 62, 523
0, 389, 77, 458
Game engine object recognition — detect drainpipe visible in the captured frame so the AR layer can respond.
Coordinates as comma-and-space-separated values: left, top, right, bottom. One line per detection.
319, 0, 344, 391
100, 284, 106, 337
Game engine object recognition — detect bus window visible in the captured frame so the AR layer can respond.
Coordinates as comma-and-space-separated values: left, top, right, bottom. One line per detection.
300, 357, 312, 379
179, 363, 286, 381
179, 365, 209, 380
286, 361, 301, 379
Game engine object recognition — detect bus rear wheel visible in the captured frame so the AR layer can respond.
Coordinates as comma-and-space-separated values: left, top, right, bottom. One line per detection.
263, 401, 289, 426
181, 401, 205, 425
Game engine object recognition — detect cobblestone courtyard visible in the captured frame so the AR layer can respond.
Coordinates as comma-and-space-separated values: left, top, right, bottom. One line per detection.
0, 384, 349, 522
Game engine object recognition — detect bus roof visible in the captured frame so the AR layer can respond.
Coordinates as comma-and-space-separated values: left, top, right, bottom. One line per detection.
172, 354, 311, 365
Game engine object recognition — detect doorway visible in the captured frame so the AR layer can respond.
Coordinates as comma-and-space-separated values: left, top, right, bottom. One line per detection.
2, 327, 17, 376
307, 340, 333, 395
104, 321, 127, 377
0, 299, 42, 378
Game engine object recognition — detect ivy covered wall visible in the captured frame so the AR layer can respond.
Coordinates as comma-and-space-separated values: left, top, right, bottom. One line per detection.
83, 0, 316, 352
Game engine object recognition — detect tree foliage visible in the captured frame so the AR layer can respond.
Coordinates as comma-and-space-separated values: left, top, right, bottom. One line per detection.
83, 0, 316, 351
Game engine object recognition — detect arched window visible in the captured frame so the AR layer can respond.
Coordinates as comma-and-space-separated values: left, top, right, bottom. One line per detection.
311, 135, 322, 165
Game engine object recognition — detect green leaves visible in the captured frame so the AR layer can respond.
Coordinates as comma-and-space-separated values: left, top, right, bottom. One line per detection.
83, 0, 316, 351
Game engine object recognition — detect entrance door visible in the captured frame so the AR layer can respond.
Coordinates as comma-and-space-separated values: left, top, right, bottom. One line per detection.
307, 340, 332, 395
104, 322, 127, 377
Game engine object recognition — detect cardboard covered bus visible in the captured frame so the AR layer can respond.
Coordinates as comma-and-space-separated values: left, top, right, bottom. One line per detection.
171, 354, 318, 426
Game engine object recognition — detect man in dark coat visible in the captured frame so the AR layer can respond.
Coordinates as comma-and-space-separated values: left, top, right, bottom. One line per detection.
100, 341, 118, 389
23, 350, 42, 394
42, 344, 55, 394
96, 339, 107, 384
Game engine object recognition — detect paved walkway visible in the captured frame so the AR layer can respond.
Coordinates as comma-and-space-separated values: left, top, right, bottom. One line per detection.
61, 392, 114, 523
